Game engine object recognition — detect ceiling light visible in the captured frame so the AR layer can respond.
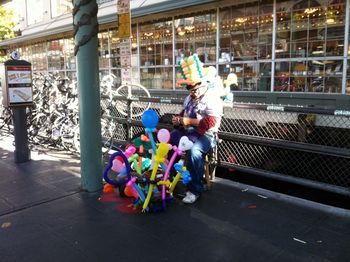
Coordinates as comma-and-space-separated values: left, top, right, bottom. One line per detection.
304, 8, 317, 14
326, 18, 335, 24
235, 18, 247, 23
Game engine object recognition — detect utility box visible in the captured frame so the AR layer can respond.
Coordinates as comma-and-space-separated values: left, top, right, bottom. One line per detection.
1, 59, 33, 107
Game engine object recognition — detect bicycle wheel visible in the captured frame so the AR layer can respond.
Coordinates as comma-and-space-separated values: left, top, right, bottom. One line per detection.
114, 83, 151, 117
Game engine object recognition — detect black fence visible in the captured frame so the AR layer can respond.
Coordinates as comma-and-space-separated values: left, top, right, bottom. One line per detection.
101, 95, 350, 197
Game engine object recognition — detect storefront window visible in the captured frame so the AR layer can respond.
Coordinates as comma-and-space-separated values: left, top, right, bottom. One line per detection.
12, 0, 349, 93
275, 61, 291, 91
110, 29, 120, 69
140, 67, 173, 89
175, 12, 216, 66
98, 31, 110, 69
219, 62, 270, 91
139, 20, 173, 66
138, 20, 173, 89
306, 59, 342, 93
31, 43, 47, 71
51, 0, 71, 17
220, 1, 273, 62
48, 40, 65, 71
290, 61, 308, 91
26, 0, 50, 25
64, 38, 76, 70
276, 0, 346, 59
19, 46, 31, 62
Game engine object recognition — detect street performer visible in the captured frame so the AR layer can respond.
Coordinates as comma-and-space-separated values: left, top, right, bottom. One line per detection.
171, 54, 223, 204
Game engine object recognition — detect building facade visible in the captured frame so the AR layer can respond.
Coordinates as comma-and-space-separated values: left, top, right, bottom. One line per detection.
1, 0, 350, 107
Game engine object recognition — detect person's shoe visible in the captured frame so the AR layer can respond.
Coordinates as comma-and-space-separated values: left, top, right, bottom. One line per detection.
182, 191, 199, 204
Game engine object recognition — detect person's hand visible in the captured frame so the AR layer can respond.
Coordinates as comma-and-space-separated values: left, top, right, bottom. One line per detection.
182, 117, 192, 126
172, 116, 181, 126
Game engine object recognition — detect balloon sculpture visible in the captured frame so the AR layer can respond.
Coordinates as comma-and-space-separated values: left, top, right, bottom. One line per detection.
102, 109, 194, 213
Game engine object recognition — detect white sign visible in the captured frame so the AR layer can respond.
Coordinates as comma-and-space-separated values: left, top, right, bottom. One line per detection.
121, 68, 132, 84
121, 55, 131, 67
8, 87, 33, 103
7, 70, 31, 84
117, 0, 130, 14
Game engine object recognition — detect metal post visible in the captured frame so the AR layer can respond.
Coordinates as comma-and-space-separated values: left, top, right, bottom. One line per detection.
73, 0, 102, 192
13, 107, 30, 163
341, 0, 350, 94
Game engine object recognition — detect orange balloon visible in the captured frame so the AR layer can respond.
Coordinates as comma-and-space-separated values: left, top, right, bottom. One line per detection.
124, 186, 133, 197
103, 183, 115, 193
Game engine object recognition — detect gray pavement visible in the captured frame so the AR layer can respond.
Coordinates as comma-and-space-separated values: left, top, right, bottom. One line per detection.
1, 132, 350, 262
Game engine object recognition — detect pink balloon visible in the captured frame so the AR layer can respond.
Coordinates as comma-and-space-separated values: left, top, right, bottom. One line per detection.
112, 159, 124, 172
157, 128, 170, 143
124, 146, 136, 158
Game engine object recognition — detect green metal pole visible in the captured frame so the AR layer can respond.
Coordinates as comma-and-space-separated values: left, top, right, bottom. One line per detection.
73, 0, 102, 192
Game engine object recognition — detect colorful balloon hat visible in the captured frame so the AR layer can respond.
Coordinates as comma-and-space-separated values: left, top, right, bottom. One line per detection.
176, 53, 205, 87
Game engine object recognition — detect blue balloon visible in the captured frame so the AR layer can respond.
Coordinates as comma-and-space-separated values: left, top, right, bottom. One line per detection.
141, 109, 159, 129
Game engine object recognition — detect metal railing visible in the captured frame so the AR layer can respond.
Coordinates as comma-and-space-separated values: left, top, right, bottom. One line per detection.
101, 95, 350, 197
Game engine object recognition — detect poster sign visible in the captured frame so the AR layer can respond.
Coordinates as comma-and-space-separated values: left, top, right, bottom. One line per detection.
3, 64, 33, 106
121, 68, 132, 84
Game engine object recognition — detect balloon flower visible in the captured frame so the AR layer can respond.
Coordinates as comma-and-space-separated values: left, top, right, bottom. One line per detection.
168, 162, 192, 195
141, 109, 166, 171
161, 136, 193, 207
142, 142, 169, 212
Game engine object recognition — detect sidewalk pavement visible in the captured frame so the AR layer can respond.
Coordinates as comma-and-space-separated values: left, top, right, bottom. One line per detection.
1, 132, 350, 262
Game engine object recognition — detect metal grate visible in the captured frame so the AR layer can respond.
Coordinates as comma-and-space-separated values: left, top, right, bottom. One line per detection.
110, 98, 350, 193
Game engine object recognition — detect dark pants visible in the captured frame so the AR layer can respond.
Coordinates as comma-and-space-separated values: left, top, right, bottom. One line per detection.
170, 128, 216, 195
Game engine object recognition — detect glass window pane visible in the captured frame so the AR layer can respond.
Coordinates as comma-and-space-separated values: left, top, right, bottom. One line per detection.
309, 59, 342, 93
26, 0, 50, 25
110, 69, 122, 88
141, 67, 173, 89
275, 61, 291, 91
64, 38, 76, 70
51, 0, 72, 17
276, 0, 346, 59
109, 29, 120, 68
139, 20, 173, 66
220, 1, 273, 61
48, 40, 65, 70
309, 59, 325, 92
219, 62, 271, 91
258, 62, 271, 91
290, 61, 308, 91
325, 3, 346, 56
175, 12, 216, 64
98, 31, 110, 68
31, 43, 47, 71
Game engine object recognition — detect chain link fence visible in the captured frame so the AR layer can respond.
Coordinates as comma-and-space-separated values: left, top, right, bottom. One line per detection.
4, 80, 348, 196
101, 95, 350, 196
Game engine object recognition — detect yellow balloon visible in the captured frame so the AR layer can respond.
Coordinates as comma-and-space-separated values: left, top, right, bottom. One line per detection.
142, 142, 169, 212
157, 142, 169, 158
168, 172, 181, 195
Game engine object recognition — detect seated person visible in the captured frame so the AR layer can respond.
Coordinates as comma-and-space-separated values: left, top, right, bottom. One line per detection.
171, 80, 223, 204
